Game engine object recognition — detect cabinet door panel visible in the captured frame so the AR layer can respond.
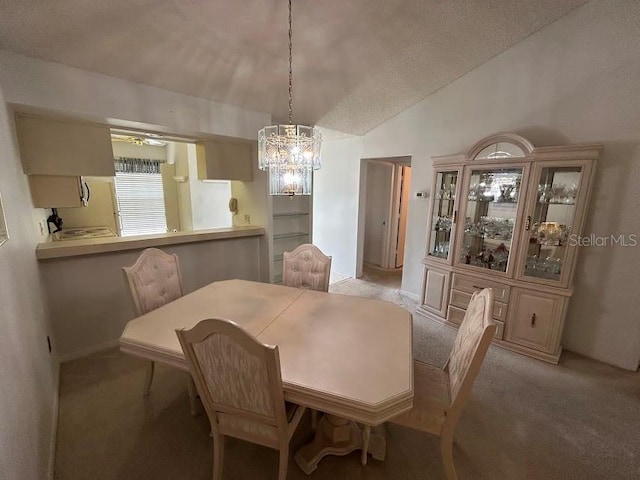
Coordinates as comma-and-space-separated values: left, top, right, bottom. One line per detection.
454, 164, 529, 277
505, 289, 564, 353
515, 159, 594, 288
426, 169, 461, 263
16, 115, 115, 176
28, 175, 83, 208
196, 140, 253, 181
422, 267, 449, 316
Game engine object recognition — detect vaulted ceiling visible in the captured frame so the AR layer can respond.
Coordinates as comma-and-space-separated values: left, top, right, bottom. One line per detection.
0, 0, 588, 135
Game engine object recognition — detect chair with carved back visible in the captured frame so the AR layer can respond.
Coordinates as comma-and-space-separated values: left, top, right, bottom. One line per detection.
282, 244, 331, 292
282, 243, 331, 429
122, 248, 198, 412
176, 318, 306, 480
389, 288, 496, 480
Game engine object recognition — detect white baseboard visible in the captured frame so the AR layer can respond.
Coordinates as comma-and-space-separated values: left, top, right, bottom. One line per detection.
57, 339, 119, 364
400, 289, 420, 302
47, 361, 60, 480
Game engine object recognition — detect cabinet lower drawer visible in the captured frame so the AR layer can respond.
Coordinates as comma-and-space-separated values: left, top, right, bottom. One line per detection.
451, 273, 510, 303
447, 305, 504, 339
449, 289, 508, 321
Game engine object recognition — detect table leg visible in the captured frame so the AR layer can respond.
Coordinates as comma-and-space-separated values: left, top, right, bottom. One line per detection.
294, 415, 385, 475
361, 425, 371, 465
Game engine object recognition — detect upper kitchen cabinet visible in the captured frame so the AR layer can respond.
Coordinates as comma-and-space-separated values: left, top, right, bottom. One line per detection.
196, 139, 253, 181
14, 114, 115, 177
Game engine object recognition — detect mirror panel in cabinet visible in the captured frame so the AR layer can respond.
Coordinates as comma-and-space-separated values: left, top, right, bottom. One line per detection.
428, 170, 458, 261
522, 166, 582, 281
459, 167, 523, 272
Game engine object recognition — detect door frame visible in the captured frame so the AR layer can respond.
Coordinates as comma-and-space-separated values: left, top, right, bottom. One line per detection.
356, 156, 412, 278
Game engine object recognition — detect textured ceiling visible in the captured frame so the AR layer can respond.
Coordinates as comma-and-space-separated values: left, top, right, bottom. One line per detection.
0, 0, 588, 135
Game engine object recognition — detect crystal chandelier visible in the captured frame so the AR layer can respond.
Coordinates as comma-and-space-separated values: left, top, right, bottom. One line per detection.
258, 0, 321, 195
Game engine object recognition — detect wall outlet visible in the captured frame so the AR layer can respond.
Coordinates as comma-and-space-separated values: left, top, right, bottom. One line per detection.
244, 214, 251, 224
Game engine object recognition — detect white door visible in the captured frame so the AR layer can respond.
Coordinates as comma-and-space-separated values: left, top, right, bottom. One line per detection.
363, 162, 394, 267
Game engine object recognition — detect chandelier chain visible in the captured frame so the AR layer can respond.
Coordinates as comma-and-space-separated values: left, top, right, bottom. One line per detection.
288, 0, 293, 125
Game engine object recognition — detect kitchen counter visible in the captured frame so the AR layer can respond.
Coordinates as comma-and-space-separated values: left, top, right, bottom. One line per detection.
36, 225, 265, 260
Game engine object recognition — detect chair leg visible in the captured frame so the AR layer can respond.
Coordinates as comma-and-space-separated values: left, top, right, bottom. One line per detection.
278, 444, 289, 480
212, 433, 225, 480
440, 429, 457, 480
187, 377, 199, 416
311, 410, 319, 430
361, 425, 371, 466
143, 361, 155, 397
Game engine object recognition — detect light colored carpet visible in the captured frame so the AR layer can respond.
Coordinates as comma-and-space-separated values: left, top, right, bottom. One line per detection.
54, 269, 640, 479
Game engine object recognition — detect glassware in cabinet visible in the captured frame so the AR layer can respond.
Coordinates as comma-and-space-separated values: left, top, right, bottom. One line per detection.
457, 167, 525, 273
519, 164, 585, 283
427, 170, 459, 262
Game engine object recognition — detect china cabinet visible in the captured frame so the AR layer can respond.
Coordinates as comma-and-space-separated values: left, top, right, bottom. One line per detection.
417, 133, 599, 363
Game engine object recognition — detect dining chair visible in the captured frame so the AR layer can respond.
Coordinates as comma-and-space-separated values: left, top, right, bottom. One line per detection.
122, 248, 197, 412
282, 243, 331, 430
389, 288, 496, 480
176, 318, 307, 480
282, 244, 332, 292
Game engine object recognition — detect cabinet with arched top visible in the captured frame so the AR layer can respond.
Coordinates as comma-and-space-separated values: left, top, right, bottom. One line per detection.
417, 133, 600, 363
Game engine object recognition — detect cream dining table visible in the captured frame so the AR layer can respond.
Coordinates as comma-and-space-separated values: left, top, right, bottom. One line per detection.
119, 279, 413, 474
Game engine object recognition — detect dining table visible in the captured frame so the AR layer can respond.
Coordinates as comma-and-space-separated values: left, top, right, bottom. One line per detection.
119, 279, 413, 474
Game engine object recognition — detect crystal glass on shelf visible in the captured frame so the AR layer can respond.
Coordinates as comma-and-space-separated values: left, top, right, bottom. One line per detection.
428, 170, 459, 261
457, 167, 523, 273
523, 165, 583, 281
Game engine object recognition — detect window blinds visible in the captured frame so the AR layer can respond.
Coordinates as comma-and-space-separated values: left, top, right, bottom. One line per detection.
114, 158, 167, 236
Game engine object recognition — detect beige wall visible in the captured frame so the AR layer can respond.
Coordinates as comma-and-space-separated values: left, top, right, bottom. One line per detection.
0, 90, 57, 480
316, 0, 640, 369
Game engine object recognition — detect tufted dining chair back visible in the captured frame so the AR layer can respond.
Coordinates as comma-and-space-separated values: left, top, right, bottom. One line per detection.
123, 248, 184, 317
282, 244, 332, 292
123, 248, 187, 399
176, 318, 306, 480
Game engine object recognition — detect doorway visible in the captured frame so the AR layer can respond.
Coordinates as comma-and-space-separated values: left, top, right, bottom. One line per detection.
357, 156, 412, 283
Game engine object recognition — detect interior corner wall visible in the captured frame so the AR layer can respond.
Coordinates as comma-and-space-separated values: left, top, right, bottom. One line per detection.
358, 0, 640, 370
0, 90, 58, 479
313, 133, 363, 278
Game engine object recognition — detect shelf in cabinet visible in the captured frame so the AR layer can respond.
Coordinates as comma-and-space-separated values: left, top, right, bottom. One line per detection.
537, 201, 575, 206
467, 198, 518, 204
273, 232, 309, 240
273, 212, 309, 217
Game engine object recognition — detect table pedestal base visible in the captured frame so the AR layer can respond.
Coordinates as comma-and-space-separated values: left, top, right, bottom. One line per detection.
294, 414, 386, 475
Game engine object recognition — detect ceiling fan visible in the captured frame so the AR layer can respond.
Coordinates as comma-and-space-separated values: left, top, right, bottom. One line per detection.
111, 133, 167, 147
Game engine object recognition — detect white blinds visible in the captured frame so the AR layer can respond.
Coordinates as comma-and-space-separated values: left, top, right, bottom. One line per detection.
114, 172, 167, 237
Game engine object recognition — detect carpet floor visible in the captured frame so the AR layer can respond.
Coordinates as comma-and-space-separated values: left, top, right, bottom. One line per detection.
54, 268, 640, 479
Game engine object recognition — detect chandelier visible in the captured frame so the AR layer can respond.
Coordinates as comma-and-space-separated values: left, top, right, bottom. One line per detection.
258, 0, 322, 196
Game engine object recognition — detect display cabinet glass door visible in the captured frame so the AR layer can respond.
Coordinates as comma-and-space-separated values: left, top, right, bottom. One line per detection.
520, 165, 583, 282
427, 170, 459, 262
457, 167, 524, 273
